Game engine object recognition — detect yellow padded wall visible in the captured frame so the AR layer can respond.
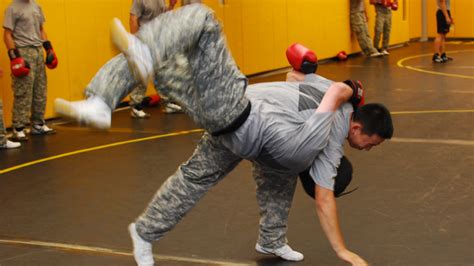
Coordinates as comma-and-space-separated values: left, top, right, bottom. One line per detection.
409, 0, 422, 39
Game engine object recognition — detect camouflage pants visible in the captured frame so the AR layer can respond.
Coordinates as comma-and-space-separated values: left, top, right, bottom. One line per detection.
0, 101, 6, 145
374, 5, 392, 50
135, 133, 242, 242
253, 163, 297, 249
136, 133, 296, 249
85, 4, 249, 134
129, 84, 147, 107
11, 46, 47, 129
350, 12, 378, 55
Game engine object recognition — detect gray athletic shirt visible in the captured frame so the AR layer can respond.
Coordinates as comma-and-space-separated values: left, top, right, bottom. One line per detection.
220, 74, 353, 190
130, 0, 167, 26
3, 0, 45, 47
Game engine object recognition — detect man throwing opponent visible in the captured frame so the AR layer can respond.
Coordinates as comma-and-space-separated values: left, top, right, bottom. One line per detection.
55, 4, 393, 266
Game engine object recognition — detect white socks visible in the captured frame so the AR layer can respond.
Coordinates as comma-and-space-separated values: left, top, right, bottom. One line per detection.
256, 243, 304, 261
111, 18, 154, 86
54, 96, 112, 130
128, 223, 154, 266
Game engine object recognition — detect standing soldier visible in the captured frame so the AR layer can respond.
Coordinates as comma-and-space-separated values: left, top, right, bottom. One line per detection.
3, 0, 58, 141
372, 0, 397, 55
350, 0, 382, 57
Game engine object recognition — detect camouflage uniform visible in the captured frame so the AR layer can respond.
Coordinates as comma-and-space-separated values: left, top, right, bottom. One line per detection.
373, 3, 392, 51
3, 0, 49, 130
85, 5, 303, 249
350, 0, 379, 55
0, 101, 6, 146
11, 47, 47, 129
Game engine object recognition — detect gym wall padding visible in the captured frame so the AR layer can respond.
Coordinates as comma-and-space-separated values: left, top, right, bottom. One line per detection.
0, 0, 472, 125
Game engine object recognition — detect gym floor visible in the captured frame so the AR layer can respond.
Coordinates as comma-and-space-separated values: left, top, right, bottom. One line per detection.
0, 41, 473, 266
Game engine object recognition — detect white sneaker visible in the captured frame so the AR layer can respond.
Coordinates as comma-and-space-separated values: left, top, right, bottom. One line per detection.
111, 18, 154, 86
381, 49, 390, 55
164, 103, 183, 114
255, 243, 304, 261
12, 128, 28, 141
54, 96, 112, 130
31, 124, 56, 135
368, 51, 383, 57
131, 108, 151, 118
128, 223, 154, 266
0, 140, 21, 149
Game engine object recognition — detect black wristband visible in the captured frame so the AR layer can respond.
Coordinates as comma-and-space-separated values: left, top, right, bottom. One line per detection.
7, 48, 20, 60
43, 40, 53, 51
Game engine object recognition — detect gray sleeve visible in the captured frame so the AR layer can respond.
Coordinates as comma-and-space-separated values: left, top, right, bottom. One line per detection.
3, 7, 14, 30
38, 6, 45, 25
309, 110, 348, 190
130, 0, 142, 17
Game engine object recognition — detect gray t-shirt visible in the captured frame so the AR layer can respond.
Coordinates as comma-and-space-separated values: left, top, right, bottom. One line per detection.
220, 74, 353, 190
130, 0, 167, 26
3, 0, 45, 47
350, 0, 365, 13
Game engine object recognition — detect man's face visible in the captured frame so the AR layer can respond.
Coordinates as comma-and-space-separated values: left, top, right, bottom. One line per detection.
347, 123, 385, 151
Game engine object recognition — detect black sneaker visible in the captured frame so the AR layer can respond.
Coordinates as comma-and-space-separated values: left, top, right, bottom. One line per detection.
440, 53, 453, 62
432, 53, 443, 63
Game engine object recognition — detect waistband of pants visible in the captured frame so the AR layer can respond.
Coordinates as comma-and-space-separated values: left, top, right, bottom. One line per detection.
211, 101, 251, 137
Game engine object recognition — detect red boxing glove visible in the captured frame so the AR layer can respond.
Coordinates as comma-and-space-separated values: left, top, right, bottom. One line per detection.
391, 2, 398, 11
8, 48, 30, 77
286, 43, 318, 74
343, 80, 365, 110
43, 41, 58, 69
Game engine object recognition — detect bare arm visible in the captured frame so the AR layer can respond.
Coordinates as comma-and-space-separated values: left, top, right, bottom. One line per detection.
316, 82, 352, 113
4, 28, 15, 50
130, 14, 140, 34
40, 25, 48, 41
315, 185, 368, 266
438, 0, 452, 24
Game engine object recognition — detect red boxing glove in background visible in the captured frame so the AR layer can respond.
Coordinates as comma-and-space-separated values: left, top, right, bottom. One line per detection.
43, 41, 58, 69
8, 48, 30, 77
286, 43, 318, 74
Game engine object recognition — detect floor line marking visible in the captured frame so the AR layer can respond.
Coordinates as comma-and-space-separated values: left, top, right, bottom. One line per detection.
390, 137, 474, 146
0, 129, 204, 175
397, 50, 474, 79
0, 239, 253, 266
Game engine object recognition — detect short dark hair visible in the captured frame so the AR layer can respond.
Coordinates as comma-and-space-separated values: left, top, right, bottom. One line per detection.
352, 103, 393, 139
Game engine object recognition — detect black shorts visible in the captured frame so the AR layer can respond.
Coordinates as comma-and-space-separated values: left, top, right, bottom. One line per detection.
436, 9, 451, 34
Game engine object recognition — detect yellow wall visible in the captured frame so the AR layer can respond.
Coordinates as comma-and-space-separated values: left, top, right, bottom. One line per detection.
0, 0, 472, 126
409, 0, 422, 39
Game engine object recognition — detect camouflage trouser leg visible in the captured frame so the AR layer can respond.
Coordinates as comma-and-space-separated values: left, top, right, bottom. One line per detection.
137, 4, 249, 134
135, 132, 242, 242
0, 101, 6, 145
253, 163, 297, 249
129, 84, 147, 107
12, 47, 47, 129
350, 12, 378, 55
84, 54, 138, 110
85, 5, 248, 134
374, 5, 392, 50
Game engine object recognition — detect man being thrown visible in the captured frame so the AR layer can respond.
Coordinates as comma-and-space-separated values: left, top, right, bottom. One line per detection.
55, 4, 393, 266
